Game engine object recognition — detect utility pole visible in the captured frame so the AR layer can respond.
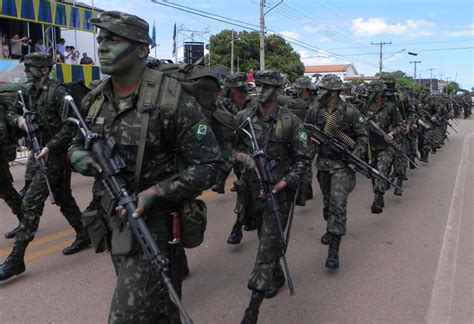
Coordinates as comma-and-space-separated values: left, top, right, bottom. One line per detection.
231, 30, 234, 73
410, 60, 421, 83
427, 68, 435, 91
259, 0, 265, 70
371, 41, 392, 74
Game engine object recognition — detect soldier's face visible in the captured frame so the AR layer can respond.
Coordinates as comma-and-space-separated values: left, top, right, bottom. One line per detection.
256, 84, 278, 103
24, 65, 47, 82
97, 29, 142, 76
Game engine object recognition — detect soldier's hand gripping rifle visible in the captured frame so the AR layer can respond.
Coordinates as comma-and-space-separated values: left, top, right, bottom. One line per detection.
17, 90, 56, 204
64, 96, 193, 324
361, 115, 419, 169
239, 116, 296, 296
303, 123, 403, 192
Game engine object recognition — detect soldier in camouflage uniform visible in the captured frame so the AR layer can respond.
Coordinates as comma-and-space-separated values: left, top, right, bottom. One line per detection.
364, 80, 404, 214
305, 74, 367, 269
68, 11, 222, 323
236, 71, 309, 323
0, 84, 24, 239
0, 53, 90, 282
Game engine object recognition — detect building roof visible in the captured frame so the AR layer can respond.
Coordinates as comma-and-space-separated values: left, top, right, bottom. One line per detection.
345, 76, 379, 81
59, 0, 103, 11
304, 64, 353, 74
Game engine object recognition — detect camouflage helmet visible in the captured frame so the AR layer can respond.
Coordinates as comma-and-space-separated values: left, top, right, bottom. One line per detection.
90, 11, 156, 46
380, 74, 396, 84
20, 53, 55, 67
318, 74, 345, 91
293, 77, 313, 90
367, 80, 387, 93
254, 70, 284, 87
223, 73, 247, 88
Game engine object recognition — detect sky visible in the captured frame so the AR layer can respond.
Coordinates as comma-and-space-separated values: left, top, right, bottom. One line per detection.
83, 0, 473, 89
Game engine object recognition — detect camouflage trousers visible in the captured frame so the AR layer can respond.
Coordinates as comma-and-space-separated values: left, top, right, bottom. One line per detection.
371, 147, 394, 195
15, 153, 83, 243
316, 168, 356, 236
109, 240, 185, 324
0, 152, 22, 220
432, 126, 444, 147
247, 189, 291, 292
392, 136, 410, 180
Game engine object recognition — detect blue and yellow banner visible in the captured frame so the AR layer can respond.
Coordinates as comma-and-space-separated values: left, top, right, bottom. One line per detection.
0, 58, 100, 86
0, 0, 99, 32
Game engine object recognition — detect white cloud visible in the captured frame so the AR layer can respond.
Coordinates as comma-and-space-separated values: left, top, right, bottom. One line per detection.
299, 50, 337, 66
280, 31, 301, 40
318, 36, 331, 43
447, 24, 474, 37
351, 17, 435, 37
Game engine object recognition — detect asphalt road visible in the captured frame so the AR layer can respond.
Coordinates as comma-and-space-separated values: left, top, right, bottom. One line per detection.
0, 119, 473, 324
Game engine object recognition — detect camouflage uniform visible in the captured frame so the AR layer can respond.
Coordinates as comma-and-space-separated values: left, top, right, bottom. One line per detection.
6, 54, 85, 244
305, 75, 367, 237
70, 11, 223, 323
365, 81, 404, 212
233, 71, 310, 294
0, 85, 23, 236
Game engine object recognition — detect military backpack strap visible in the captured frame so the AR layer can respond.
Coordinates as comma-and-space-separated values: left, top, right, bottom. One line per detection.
134, 68, 165, 192
85, 78, 109, 124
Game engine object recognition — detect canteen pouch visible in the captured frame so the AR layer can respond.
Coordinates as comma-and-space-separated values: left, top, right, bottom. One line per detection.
82, 209, 109, 253
109, 215, 139, 256
180, 199, 207, 249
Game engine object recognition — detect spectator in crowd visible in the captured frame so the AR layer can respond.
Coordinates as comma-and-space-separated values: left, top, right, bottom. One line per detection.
34, 40, 46, 53
56, 38, 66, 62
64, 46, 72, 64
1, 36, 10, 58
70, 46, 80, 64
79, 52, 94, 65
9, 34, 29, 59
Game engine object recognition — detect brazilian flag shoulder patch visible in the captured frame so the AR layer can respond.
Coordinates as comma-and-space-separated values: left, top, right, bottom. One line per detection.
192, 120, 211, 141
298, 130, 308, 142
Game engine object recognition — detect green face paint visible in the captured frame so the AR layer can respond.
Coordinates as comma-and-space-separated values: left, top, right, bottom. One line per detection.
256, 84, 277, 104
96, 29, 139, 76
24, 65, 45, 82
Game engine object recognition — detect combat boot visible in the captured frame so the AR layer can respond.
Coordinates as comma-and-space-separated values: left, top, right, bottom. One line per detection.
0, 241, 27, 281
394, 179, 403, 196
211, 182, 225, 194
62, 228, 91, 255
409, 157, 417, 169
241, 291, 264, 324
264, 273, 285, 299
420, 149, 429, 163
371, 193, 384, 214
321, 231, 331, 245
325, 233, 341, 269
4, 224, 20, 239
431, 147, 437, 154
227, 223, 243, 245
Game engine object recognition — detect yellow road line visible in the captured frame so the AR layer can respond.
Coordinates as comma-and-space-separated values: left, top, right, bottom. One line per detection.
0, 228, 75, 258
1, 175, 238, 262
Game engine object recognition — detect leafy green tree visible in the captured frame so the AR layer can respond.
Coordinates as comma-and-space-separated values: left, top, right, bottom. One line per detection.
205, 30, 304, 81
446, 82, 460, 94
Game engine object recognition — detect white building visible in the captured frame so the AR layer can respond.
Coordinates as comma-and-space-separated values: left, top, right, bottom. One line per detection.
304, 64, 358, 82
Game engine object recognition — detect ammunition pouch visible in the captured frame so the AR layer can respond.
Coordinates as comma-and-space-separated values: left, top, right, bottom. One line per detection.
180, 199, 207, 249
81, 209, 109, 253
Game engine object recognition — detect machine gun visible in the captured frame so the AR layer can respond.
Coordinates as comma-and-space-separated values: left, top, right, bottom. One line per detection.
361, 114, 419, 169
64, 96, 193, 324
239, 116, 296, 296
303, 123, 403, 192
17, 90, 56, 204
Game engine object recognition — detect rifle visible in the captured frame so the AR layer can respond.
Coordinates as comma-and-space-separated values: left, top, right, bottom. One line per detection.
17, 90, 56, 204
361, 114, 418, 169
64, 96, 193, 324
303, 123, 403, 192
239, 116, 296, 296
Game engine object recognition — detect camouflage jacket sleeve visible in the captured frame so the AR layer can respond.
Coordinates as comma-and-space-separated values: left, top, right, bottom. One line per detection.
68, 91, 93, 158
388, 105, 405, 136
303, 105, 319, 159
281, 114, 311, 190
153, 93, 224, 201
45, 85, 78, 152
350, 107, 368, 159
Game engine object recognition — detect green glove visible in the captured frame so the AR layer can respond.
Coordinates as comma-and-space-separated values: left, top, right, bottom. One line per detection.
70, 150, 102, 177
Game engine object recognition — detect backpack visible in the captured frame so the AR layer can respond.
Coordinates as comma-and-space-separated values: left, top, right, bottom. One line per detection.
47, 80, 91, 109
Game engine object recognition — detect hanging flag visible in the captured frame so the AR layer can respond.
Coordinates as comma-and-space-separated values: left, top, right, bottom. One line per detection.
172, 23, 177, 57
151, 20, 156, 49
